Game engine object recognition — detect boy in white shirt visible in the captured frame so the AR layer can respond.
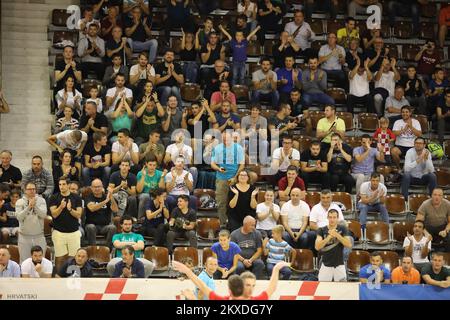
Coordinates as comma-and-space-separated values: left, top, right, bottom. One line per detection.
403, 220, 432, 273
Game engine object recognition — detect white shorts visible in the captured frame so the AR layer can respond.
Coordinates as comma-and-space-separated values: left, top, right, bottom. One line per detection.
1, 227, 19, 236
318, 264, 347, 282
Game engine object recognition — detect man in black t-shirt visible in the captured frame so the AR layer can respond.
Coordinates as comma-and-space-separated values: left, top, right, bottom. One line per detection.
315, 209, 352, 282
164, 195, 197, 254
84, 179, 118, 247
200, 32, 226, 86
49, 177, 83, 272
82, 132, 112, 188
108, 160, 138, 218
300, 141, 331, 189
154, 50, 184, 107
79, 101, 109, 143
326, 134, 354, 193
421, 252, 450, 288
56, 247, 93, 278
203, 60, 231, 101
124, 6, 158, 63
54, 46, 82, 91
0, 150, 22, 189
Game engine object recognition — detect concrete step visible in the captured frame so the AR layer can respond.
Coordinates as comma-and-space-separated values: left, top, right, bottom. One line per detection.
1, 3, 72, 13
2, 10, 50, 19
2, 64, 51, 74
1, 31, 48, 41
2, 71, 48, 82
3, 80, 50, 91
6, 97, 51, 106
0, 24, 47, 34
2, 55, 49, 66
2, 39, 51, 49
2, 17, 50, 27
2, 89, 50, 100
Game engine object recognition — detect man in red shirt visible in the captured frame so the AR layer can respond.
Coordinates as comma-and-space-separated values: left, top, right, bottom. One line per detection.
439, 4, 450, 48
172, 260, 290, 300
278, 165, 305, 207
415, 41, 441, 81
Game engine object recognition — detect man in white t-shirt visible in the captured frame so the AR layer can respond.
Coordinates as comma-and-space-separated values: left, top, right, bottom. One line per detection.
347, 56, 374, 113
403, 220, 432, 273
105, 73, 133, 115
280, 188, 314, 249
310, 190, 344, 231
47, 129, 88, 159
21, 245, 53, 278
357, 173, 389, 229
373, 57, 401, 117
270, 135, 300, 186
391, 106, 422, 168
164, 156, 197, 213
129, 52, 155, 91
256, 189, 280, 239
111, 128, 140, 174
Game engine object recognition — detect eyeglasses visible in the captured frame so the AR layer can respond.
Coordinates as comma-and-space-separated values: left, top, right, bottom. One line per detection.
26, 188, 36, 191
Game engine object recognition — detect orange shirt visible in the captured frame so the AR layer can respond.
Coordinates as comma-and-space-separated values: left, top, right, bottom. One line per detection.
391, 266, 421, 284
439, 6, 450, 27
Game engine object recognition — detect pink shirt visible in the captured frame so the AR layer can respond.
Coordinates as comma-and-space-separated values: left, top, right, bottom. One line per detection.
210, 91, 237, 106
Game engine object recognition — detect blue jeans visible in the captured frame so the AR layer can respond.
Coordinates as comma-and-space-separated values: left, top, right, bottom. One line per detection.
302, 92, 335, 107
283, 230, 316, 250
128, 39, 158, 63
156, 86, 182, 107
401, 172, 437, 200
251, 90, 280, 108
232, 61, 246, 86
82, 166, 111, 189
267, 263, 292, 280
357, 202, 389, 227
182, 61, 199, 83
236, 259, 265, 279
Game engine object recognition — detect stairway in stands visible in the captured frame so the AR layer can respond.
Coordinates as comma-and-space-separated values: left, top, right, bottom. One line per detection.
0, 0, 77, 171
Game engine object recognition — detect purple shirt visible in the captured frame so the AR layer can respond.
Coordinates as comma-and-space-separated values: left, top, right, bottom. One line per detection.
352, 146, 378, 175
276, 68, 302, 93
230, 39, 248, 62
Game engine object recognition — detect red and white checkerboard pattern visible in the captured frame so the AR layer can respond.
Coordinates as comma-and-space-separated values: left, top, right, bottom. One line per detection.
279, 282, 331, 300
84, 279, 138, 300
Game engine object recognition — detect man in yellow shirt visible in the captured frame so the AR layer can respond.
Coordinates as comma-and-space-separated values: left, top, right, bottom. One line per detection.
316, 105, 346, 148
337, 17, 360, 49
391, 256, 421, 284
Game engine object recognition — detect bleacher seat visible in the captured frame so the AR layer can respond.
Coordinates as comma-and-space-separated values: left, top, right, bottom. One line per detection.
327, 88, 347, 105
385, 194, 407, 219
348, 250, 370, 276
257, 190, 266, 204
309, 110, 325, 128
347, 220, 363, 245
53, 31, 78, 48
344, 136, 362, 149
219, 0, 237, 11
332, 192, 353, 218
52, 9, 71, 27
173, 247, 199, 266
358, 113, 378, 132
196, 218, 220, 240
44, 215, 53, 238
180, 83, 201, 102
393, 21, 412, 39
379, 251, 400, 272
365, 221, 390, 249
201, 247, 214, 266
336, 111, 354, 131
392, 221, 414, 249
85, 246, 111, 268
304, 191, 321, 208
408, 194, 430, 215
232, 85, 250, 103
435, 168, 450, 188
193, 189, 217, 211
293, 135, 312, 153
310, 19, 325, 35
290, 249, 315, 273
144, 246, 169, 271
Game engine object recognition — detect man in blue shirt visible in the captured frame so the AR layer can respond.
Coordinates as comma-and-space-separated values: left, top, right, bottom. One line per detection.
0, 247, 20, 278
196, 256, 218, 300
112, 245, 145, 278
359, 251, 391, 284
211, 131, 245, 227
276, 56, 302, 103
211, 229, 241, 279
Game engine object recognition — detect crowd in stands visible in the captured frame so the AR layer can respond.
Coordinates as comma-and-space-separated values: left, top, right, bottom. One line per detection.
1, 0, 450, 292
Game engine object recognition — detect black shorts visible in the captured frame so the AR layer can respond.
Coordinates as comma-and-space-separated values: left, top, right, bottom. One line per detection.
395, 145, 412, 157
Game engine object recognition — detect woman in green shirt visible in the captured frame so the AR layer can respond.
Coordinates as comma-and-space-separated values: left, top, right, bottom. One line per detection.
111, 95, 134, 142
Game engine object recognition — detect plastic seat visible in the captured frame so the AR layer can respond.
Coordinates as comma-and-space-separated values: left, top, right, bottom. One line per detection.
419, 22, 436, 40
386, 194, 407, 216
344, 136, 362, 149
412, 114, 429, 134
435, 168, 450, 188
171, 37, 182, 54
193, 189, 216, 211
180, 83, 201, 102
385, 44, 399, 59
348, 250, 370, 274
403, 45, 421, 61
347, 220, 362, 243
173, 246, 199, 267
336, 111, 353, 131
358, 113, 379, 132
264, 39, 277, 57
202, 247, 214, 266
246, 41, 261, 57
196, 218, 220, 240
327, 88, 347, 105
327, 19, 343, 34
44, 215, 53, 237
393, 221, 414, 243
393, 21, 411, 39
377, 165, 401, 187
309, 110, 325, 129
305, 191, 321, 209
232, 85, 250, 103
0, 245, 20, 264
365, 221, 390, 245
378, 251, 399, 272
219, 0, 237, 10
408, 194, 430, 215
260, 109, 277, 119
290, 249, 315, 273
293, 135, 312, 153
52, 9, 71, 27
256, 190, 266, 204
85, 246, 111, 266
144, 246, 169, 271
443, 252, 450, 267
310, 19, 324, 35
332, 192, 353, 216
